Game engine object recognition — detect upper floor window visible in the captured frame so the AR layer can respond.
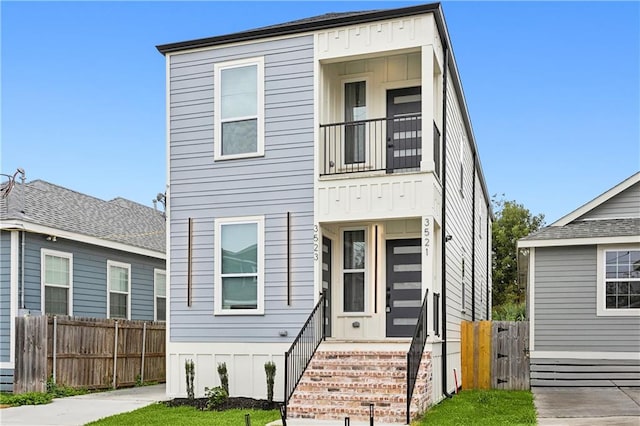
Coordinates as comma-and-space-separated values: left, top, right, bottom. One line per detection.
215, 216, 264, 315
41, 249, 73, 315
155, 269, 166, 321
214, 57, 264, 160
344, 81, 367, 164
597, 246, 640, 316
108, 260, 131, 319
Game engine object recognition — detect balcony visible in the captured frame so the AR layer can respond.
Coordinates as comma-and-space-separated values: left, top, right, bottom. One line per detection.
320, 114, 431, 177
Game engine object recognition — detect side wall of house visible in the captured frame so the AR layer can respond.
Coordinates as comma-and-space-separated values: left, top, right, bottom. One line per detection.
167, 34, 315, 399
581, 182, 640, 220
440, 67, 491, 392
20, 232, 164, 320
531, 244, 640, 386
0, 231, 13, 391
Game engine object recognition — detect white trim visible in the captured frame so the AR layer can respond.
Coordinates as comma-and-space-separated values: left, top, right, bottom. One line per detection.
214, 56, 265, 161
40, 248, 74, 316
107, 260, 131, 320
154, 268, 166, 322
528, 248, 536, 352
214, 215, 265, 315
519, 235, 639, 248
1, 231, 19, 369
165, 52, 172, 396
0, 221, 165, 260
596, 244, 640, 317
552, 172, 640, 226
531, 351, 640, 361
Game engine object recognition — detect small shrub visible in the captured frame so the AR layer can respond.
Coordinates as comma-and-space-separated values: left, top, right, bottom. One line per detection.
185, 359, 195, 400
45, 375, 87, 398
204, 386, 228, 410
0, 391, 53, 406
264, 361, 276, 402
217, 362, 229, 395
492, 301, 526, 321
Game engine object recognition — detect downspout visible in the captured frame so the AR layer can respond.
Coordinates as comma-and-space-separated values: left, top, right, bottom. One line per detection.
440, 46, 453, 399
21, 231, 25, 309
471, 154, 476, 321
486, 211, 490, 319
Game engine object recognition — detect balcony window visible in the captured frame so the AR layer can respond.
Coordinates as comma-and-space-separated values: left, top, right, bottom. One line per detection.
344, 81, 366, 164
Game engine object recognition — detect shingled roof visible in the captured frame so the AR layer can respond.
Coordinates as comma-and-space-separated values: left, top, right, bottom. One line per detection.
520, 218, 640, 241
0, 180, 165, 254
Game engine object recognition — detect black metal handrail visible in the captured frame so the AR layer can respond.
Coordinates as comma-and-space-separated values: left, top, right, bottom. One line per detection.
406, 290, 429, 424
320, 114, 422, 176
283, 292, 326, 418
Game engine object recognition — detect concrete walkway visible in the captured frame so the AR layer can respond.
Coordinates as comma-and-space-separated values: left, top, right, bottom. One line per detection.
0, 384, 167, 426
532, 387, 640, 426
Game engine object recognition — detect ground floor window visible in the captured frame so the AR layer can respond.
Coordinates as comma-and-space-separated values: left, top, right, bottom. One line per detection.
155, 269, 166, 321
343, 229, 365, 313
42, 249, 73, 315
108, 261, 130, 319
605, 249, 640, 309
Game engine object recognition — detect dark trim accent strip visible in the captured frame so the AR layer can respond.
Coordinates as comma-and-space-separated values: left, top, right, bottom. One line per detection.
374, 225, 378, 314
187, 217, 193, 307
287, 212, 291, 306
471, 154, 476, 321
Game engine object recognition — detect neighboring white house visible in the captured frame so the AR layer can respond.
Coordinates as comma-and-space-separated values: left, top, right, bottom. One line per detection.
157, 2, 492, 422
519, 171, 640, 387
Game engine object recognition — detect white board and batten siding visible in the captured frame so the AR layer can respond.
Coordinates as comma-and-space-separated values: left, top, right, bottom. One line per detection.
166, 35, 315, 397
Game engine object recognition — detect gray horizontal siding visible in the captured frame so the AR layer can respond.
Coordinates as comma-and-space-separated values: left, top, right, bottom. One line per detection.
531, 358, 640, 387
0, 368, 13, 392
168, 35, 315, 343
20, 232, 164, 320
0, 231, 11, 363
582, 182, 640, 220
534, 246, 640, 352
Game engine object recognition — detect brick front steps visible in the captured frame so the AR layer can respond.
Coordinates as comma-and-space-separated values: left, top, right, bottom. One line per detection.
286, 349, 432, 424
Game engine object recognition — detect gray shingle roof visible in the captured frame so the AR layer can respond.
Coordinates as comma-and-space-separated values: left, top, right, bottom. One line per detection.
521, 218, 640, 241
1, 180, 165, 254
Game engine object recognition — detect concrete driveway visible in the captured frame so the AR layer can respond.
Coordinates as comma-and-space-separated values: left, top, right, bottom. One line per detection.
533, 387, 640, 425
0, 384, 166, 426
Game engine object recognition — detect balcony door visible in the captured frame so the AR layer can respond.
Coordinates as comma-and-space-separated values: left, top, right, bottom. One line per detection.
386, 87, 422, 173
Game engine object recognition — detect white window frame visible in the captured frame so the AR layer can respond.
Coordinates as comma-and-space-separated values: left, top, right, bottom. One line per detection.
154, 268, 166, 322
107, 260, 131, 320
596, 244, 640, 317
214, 57, 265, 161
41, 249, 73, 316
214, 216, 265, 315
340, 227, 368, 315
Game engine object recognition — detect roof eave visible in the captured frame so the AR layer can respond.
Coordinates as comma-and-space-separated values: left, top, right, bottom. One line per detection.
156, 2, 441, 54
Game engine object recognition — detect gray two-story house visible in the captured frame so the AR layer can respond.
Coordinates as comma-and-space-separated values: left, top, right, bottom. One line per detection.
0, 177, 166, 391
157, 2, 491, 422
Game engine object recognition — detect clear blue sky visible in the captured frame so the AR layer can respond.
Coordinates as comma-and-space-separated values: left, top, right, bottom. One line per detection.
2, 1, 638, 224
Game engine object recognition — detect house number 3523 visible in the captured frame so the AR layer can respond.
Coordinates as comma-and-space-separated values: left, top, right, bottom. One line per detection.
313, 225, 319, 261
423, 218, 430, 257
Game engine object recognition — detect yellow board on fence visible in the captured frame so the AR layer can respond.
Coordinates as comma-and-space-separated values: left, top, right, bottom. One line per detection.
461, 320, 492, 390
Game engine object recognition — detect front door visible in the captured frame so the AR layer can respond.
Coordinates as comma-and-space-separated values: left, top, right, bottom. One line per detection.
386, 239, 422, 337
386, 87, 422, 173
322, 237, 332, 337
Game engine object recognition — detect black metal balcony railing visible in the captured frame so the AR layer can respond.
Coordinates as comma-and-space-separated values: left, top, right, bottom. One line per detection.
320, 114, 422, 176
283, 292, 326, 419
406, 290, 429, 424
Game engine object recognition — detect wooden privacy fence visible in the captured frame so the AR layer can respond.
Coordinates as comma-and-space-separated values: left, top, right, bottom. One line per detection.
461, 320, 530, 390
14, 315, 165, 393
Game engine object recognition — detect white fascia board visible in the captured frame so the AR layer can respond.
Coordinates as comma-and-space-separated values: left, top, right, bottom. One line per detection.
552, 172, 640, 227
531, 351, 640, 361
1, 220, 165, 260
518, 235, 639, 249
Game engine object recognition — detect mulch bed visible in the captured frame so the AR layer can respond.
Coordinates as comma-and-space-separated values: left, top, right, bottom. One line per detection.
165, 397, 281, 411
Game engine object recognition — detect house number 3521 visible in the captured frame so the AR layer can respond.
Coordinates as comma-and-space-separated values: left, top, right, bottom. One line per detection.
423, 218, 430, 257
313, 225, 319, 261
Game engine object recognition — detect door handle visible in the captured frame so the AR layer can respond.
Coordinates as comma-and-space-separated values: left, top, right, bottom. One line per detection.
386, 288, 391, 312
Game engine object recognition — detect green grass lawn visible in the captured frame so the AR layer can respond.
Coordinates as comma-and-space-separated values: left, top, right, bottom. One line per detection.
414, 389, 537, 426
85, 403, 281, 426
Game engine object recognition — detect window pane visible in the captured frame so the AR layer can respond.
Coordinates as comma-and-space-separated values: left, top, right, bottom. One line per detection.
344, 230, 365, 270
630, 295, 640, 309
221, 65, 257, 119
110, 265, 128, 292
344, 272, 364, 312
156, 272, 166, 297
45, 255, 69, 287
344, 81, 366, 165
630, 282, 640, 295
617, 295, 630, 309
221, 119, 257, 155
606, 251, 617, 264
45, 286, 68, 315
618, 282, 629, 295
110, 293, 127, 319
606, 296, 616, 309
222, 276, 257, 309
606, 266, 617, 279
606, 282, 616, 296
156, 297, 166, 321
221, 223, 258, 274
